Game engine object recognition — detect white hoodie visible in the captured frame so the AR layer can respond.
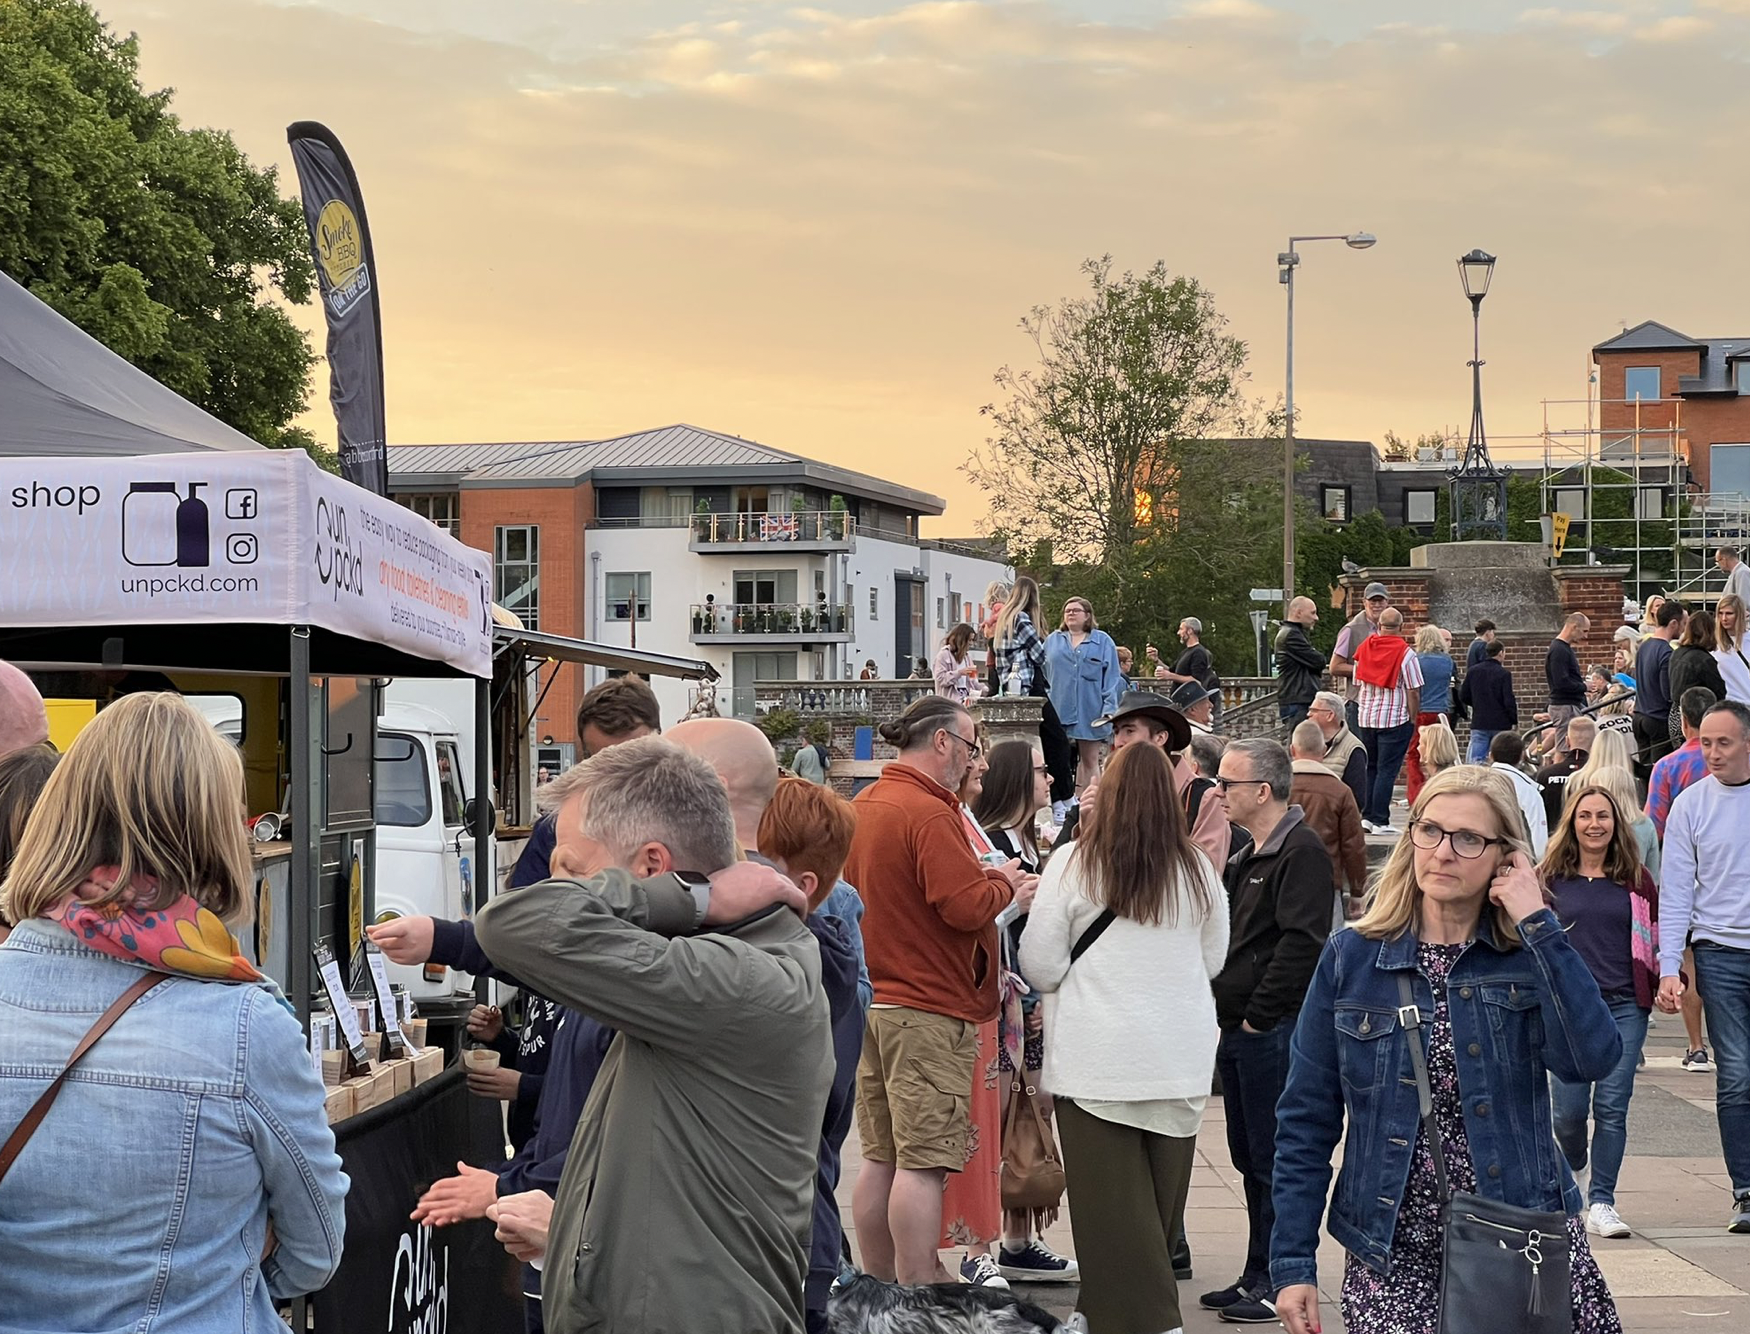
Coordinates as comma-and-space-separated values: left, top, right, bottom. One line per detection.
1491, 761, 1549, 856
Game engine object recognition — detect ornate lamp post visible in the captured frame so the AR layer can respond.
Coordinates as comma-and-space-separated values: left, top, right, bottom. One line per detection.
1449, 248, 1507, 541
1280, 231, 1376, 616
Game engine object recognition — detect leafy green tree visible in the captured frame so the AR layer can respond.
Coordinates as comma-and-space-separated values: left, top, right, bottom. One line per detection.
0, 0, 325, 460
966, 257, 1281, 669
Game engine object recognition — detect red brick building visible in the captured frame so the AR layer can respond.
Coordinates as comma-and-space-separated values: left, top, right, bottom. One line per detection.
1593, 321, 1750, 494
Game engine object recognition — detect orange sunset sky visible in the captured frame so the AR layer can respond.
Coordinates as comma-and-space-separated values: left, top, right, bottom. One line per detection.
106, 0, 1750, 532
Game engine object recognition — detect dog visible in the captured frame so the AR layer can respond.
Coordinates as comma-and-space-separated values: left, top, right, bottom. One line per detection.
827, 1273, 1063, 1333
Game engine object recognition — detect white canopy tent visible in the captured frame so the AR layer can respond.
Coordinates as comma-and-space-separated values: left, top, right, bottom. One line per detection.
0, 266, 265, 457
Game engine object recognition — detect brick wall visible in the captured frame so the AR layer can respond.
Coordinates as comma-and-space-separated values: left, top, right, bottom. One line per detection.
1595, 345, 1750, 492
1339, 568, 1431, 627
460, 481, 596, 747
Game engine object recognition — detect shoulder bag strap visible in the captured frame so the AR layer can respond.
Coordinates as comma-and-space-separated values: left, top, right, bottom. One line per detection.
0, 970, 170, 1186
1070, 908, 1117, 964
1396, 970, 1450, 1203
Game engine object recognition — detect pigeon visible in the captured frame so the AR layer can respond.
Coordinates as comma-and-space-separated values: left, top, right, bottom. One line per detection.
1340, 556, 1361, 575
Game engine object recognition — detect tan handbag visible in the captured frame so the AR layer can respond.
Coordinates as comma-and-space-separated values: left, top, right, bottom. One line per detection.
1000, 1071, 1066, 1212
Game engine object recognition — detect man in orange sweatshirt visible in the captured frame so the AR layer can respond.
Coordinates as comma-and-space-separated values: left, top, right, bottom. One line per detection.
843, 696, 1029, 1286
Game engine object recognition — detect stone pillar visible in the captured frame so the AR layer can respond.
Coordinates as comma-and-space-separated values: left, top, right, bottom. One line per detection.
973, 695, 1045, 753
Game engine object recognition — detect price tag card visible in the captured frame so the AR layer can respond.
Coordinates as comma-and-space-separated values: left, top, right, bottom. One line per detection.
363, 942, 409, 1058
314, 943, 370, 1067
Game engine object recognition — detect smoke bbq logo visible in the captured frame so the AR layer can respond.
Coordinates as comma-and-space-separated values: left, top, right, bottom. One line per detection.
388, 1223, 448, 1334
315, 198, 371, 319
315, 495, 365, 601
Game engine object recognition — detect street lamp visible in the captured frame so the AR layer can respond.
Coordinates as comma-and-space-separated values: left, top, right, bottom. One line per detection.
1280, 231, 1376, 617
1449, 248, 1506, 540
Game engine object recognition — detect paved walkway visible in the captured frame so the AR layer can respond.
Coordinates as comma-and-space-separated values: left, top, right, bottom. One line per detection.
839, 1013, 1748, 1331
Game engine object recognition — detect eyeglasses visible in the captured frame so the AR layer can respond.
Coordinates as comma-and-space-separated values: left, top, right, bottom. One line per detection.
1408, 820, 1506, 859
940, 730, 982, 761
1214, 777, 1268, 793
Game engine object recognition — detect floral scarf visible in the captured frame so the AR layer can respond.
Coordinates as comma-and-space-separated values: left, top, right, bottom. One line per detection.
49, 866, 292, 1010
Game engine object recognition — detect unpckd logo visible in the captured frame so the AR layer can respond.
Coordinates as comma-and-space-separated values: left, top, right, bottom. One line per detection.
121, 481, 261, 569
314, 495, 365, 601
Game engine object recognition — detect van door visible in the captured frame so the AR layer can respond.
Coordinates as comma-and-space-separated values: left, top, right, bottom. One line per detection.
434, 737, 474, 924
374, 731, 469, 998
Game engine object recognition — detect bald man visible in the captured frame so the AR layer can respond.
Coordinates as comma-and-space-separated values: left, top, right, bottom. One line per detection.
1274, 597, 1328, 728
668, 718, 782, 850
0, 662, 49, 758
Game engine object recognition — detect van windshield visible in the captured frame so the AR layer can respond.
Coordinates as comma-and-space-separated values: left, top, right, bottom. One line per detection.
375, 734, 432, 827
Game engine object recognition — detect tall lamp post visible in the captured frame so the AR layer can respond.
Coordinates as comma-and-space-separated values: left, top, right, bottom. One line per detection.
1449, 248, 1507, 540
1281, 231, 1376, 617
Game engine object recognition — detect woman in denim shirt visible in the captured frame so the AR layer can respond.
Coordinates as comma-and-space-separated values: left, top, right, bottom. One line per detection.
1272, 766, 1623, 1334
0, 693, 348, 1333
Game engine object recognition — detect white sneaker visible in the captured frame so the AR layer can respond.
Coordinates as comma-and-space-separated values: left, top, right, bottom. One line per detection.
1063, 1317, 1090, 1334
1361, 819, 1379, 834
1586, 1203, 1631, 1238
1373, 822, 1402, 836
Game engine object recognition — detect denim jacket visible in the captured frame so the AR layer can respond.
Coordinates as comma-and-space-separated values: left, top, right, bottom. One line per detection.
0, 920, 349, 1332
1269, 908, 1620, 1293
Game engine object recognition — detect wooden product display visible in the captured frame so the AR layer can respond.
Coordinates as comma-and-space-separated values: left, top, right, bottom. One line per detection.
324, 1084, 354, 1124
411, 1047, 444, 1085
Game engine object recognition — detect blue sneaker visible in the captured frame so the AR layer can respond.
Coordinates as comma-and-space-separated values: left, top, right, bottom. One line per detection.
996, 1239, 1079, 1283
960, 1252, 1010, 1289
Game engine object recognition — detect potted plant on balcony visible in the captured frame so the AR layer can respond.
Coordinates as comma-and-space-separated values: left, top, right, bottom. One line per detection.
778, 606, 795, 633
800, 607, 815, 633
828, 494, 847, 540
692, 606, 704, 635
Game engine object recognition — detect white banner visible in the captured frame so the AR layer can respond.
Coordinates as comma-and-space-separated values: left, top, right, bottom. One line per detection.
0, 452, 492, 677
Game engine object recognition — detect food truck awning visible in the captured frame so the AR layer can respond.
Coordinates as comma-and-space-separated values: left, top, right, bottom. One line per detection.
0, 451, 492, 678
494, 627, 718, 681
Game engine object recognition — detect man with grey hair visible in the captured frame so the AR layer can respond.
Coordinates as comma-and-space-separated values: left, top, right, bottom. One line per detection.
1718, 546, 1750, 607
1308, 689, 1367, 816
1201, 739, 1334, 1324
474, 736, 832, 1333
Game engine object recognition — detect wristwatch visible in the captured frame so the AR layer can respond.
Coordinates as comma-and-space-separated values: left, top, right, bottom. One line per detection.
672, 870, 712, 929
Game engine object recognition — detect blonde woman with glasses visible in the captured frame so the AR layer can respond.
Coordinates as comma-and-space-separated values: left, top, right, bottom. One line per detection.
0, 692, 347, 1331
1271, 766, 1623, 1334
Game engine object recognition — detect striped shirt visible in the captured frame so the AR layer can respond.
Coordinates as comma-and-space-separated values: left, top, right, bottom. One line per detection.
1355, 650, 1424, 729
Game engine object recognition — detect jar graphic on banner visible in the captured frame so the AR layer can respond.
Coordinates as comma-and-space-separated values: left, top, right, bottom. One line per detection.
122, 481, 210, 568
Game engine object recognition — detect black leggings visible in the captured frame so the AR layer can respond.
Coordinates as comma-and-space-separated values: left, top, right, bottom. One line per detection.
1038, 697, 1076, 804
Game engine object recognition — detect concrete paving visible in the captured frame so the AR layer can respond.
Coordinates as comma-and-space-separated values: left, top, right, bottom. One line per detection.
839, 1007, 1748, 1331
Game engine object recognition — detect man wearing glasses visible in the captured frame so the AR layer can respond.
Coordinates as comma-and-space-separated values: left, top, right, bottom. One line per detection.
1201, 739, 1335, 1326
842, 696, 1032, 1286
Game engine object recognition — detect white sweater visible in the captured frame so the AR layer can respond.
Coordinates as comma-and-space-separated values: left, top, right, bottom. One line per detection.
1019, 842, 1230, 1103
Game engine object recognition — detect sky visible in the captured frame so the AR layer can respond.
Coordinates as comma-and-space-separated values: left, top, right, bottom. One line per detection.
105, 0, 1750, 532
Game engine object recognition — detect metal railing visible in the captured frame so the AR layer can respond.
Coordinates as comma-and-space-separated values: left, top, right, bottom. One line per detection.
689, 510, 854, 545
688, 602, 853, 636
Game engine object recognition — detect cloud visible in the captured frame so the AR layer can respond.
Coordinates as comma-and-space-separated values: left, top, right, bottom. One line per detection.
105, 0, 1750, 522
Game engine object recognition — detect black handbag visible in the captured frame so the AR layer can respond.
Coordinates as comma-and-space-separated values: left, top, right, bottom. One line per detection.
1397, 973, 1571, 1334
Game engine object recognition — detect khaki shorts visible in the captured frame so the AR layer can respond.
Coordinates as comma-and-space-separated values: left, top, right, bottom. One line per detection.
854, 1006, 978, 1172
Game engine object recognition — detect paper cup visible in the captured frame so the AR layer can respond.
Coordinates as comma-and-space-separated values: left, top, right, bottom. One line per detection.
462, 1048, 501, 1073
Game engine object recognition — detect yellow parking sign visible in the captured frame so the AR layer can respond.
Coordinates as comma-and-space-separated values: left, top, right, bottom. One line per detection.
1551, 512, 1572, 559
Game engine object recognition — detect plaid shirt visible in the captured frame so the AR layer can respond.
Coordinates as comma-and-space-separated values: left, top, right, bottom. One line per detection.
1355, 646, 1424, 729
1646, 737, 1708, 838
998, 611, 1046, 693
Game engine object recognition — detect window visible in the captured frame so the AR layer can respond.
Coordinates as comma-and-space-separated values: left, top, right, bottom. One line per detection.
1713, 444, 1750, 500
869, 586, 879, 619
1624, 366, 1660, 402
732, 569, 797, 604
1737, 362, 1750, 395
399, 493, 459, 535
1553, 488, 1586, 519
605, 571, 651, 621
936, 597, 945, 629
495, 525, 540, 628
1321, 485, 1351, 523
1405, 489, 1437, 526
733, 486, 770, 514
374, 733, 432, 828
435, 739, 467, 826
1637, 487, 1665, 521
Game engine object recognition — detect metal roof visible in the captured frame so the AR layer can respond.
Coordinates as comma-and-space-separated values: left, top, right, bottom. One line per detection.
389, 422, 947, 513
1593, 320, 1703, 353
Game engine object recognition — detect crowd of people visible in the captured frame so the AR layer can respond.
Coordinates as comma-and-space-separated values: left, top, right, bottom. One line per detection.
8, 554, 1750, 1334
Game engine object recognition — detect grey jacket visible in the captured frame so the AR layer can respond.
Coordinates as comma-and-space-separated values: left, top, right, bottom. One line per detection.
473, 870, 832, 1334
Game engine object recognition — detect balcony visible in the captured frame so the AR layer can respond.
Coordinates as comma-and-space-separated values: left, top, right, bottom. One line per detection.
688, 510, 855, 553
689, 601, 853, 644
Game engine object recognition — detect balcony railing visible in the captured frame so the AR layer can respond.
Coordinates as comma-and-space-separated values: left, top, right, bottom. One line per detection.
689, 510, 854, 547
689, 602, 853, 638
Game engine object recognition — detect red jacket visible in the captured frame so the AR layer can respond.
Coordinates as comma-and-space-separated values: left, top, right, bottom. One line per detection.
843, 763, 1013, 1022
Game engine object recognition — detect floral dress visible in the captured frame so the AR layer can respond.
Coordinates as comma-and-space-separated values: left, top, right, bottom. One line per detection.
1340, 942, 1622, 1334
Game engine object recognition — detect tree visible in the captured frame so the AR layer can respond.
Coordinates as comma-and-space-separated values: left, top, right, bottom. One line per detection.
1381, 428, 1457, 462
0, 0, 325, 460
965, 257, 1274, 662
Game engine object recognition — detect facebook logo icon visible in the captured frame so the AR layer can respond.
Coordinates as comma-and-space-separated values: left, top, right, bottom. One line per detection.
225, 489, 258, 520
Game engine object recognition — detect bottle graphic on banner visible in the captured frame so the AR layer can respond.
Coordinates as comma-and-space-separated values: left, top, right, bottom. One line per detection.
176, 483, 210, 566
122, 483, 180, 566
123, 481, 212, 568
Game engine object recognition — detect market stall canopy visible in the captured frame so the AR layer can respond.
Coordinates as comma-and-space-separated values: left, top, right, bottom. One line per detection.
0, 267, 265, 457
0, 451, 492, 677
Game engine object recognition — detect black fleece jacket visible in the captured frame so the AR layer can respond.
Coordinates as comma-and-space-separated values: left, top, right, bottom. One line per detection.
1212, 807, 1334, 1033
